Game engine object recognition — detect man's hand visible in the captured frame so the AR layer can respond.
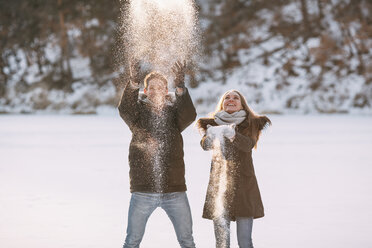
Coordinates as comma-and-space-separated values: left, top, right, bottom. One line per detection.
172, 60, 187, 88
129, 61, 141, 86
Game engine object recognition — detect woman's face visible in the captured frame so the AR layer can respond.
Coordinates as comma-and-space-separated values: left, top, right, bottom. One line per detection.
223, 91, 243, 114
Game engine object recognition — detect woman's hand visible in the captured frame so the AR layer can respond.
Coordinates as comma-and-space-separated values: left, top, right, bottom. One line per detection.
206, 124, 236, 142
222, 124, 236, 141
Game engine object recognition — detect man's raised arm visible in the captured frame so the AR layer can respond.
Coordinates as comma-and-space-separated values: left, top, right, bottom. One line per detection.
118, 81, 140, 128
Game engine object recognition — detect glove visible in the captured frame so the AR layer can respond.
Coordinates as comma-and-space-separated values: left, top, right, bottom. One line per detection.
172, 60, 186, 88
206, 124, 214, 138
222, 124, 236, 141
206, 124, 236, 141
129, 61, 141, 86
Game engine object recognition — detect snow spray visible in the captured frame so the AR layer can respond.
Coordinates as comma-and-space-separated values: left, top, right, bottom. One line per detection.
206, 125, 237, 246
211, 137, 229, 217
119, 0, 200, 84
148, 109, 168, 192
118, 0, 200, 192
206, 125, 232, 217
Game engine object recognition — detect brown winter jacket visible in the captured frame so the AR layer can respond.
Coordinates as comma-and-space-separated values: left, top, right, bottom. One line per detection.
118, 82, 197, 193
196, 115, 270, 220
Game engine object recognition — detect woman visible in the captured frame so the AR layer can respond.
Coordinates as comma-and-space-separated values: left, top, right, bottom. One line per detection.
196, 90, 271, 248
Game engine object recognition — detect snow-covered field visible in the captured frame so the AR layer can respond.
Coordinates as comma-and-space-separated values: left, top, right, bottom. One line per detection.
0, 114, 371, 248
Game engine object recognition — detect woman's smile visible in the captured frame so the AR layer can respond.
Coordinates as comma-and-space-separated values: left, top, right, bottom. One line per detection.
223, 92, 242, 113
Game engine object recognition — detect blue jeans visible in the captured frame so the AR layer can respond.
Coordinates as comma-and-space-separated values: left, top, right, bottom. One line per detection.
123, 192, 196, 248
213, 217, 254, 248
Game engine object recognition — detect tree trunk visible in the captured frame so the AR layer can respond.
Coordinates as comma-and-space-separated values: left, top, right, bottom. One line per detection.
0, 56, 8, 97
58, 0, 72, 85
300, 0, 311, 38
317, 0, 324, 29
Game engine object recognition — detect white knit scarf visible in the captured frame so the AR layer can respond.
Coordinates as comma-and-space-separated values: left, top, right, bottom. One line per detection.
214, 110, 247, 125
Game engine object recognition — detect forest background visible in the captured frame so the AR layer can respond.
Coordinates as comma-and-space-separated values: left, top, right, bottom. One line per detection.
0, 0, 371, 114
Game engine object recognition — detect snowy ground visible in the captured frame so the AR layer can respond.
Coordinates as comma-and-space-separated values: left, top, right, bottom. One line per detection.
0, 114, 371, 248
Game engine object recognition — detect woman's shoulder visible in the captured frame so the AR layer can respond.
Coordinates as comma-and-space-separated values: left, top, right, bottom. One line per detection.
196, 118, 217, 132
254, 115, 271, 131
241, 115, 271, 131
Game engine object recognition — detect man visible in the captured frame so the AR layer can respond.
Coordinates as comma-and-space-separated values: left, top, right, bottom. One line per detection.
118, 61, 197, 248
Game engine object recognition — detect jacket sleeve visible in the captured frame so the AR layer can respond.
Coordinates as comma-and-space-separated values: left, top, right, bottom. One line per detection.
228, 131, 256, 153
175, 87, 197, 132
118, 81, 140, 128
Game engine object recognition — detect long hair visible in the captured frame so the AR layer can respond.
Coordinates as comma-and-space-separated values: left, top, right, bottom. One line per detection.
212, 89, 271, 148
211, 90, 254, 118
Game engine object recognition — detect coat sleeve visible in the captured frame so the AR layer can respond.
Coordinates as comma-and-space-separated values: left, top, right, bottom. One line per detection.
117, 81, 140, 128
175, 87, 197, 132
200, 134, 214, 151
228, 131, 256, 152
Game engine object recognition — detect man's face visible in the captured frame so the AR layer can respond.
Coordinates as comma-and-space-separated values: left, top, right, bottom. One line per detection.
144, 78, 168, 105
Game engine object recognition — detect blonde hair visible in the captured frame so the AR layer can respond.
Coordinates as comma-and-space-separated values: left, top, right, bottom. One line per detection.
212, 90, 257, 118
211, 89, 271, 148
144, 71, 168, 89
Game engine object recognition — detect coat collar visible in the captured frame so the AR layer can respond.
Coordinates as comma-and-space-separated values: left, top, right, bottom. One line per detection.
138, 92, 176, 103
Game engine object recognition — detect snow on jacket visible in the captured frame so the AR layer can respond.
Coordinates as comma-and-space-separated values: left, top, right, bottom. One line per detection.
118, 82, 197, 193
196, 115, 270, 220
